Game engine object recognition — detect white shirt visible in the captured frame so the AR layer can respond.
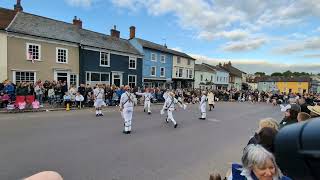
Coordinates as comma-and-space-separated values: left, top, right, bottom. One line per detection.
163, 96, 178, 110
75, 95, 84, 102
120, 92, 137, 108
94, 88, 104, 100
200, 95, 207, 105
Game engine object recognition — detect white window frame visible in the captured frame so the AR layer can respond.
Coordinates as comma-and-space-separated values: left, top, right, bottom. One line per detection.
200, 74, 203, 81
177, 57, 181, 64
26, 43, 41, 61
56, 47, 68, 64
151, 66, 156, 76
187, 59, 191, 65
160, 67, 165, 77
160, 55, 166, 63
86, 71, 111, 85
128, 75, 137, 87
100, 51, 110, 67
178, 68, 183, 78
13, 71, 37, 84
129, 56, 137, 69
151, 53, 157, 62
188, 69, 193, 79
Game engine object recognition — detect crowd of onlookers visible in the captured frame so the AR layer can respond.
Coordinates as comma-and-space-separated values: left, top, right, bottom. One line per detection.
208, 92, 320, 179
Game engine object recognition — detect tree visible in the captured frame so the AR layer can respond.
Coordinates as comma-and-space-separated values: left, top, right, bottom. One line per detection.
271, 72, 282, 76
282, 70, 293, 77
254, 72, 266, 77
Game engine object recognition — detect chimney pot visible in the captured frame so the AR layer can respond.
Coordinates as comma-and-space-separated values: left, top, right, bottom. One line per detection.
111, 26, 120, 38
129, 26, 136, 39
14, 0, 23, 12
72, 16, 82, 29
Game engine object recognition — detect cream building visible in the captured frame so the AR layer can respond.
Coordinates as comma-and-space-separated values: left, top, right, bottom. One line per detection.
172, 55, 195, 89
194, 64, 216, 89
5, 12, 80, 86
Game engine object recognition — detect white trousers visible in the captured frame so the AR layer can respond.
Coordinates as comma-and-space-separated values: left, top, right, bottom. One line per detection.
200, 103, 206, 118
122, 107, 133, 132
167, 109, 177, 125
144, 100, 151, 113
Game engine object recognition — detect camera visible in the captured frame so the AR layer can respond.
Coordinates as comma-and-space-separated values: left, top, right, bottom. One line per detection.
275, 118, 320, 180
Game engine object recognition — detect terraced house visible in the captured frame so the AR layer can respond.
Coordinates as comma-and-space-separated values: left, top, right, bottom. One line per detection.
129, 26, 194, 88
2, 1, 143, 87
0, 3, 21, 82
5, 11, 80, 87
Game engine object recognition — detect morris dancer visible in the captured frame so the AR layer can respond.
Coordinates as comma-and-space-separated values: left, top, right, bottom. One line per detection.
93, 84, 106, 117
199, 91, 207, 120
135, 88, 152, 114
161, 92, 186, 128
120, 85, 137, 134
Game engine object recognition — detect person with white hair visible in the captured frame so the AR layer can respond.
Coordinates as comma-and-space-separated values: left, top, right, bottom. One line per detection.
199, 91, 208, 120
160, 91, 181, 128
228, 144, 291, 180
93, 84, 106, 117
120, 85, 137, 134
135, 88, 152, 114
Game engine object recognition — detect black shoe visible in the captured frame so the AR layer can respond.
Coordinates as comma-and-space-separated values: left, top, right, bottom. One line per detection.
148, 112, 151, 115
123, 130, 128, 134
96, 114, 99, 117
165, 118, 169, 123
100, 113, 104, 116
174, 124, 178, 128
127, 131, 131, 134
199, 118, 205, 120
144, 109, 145, 112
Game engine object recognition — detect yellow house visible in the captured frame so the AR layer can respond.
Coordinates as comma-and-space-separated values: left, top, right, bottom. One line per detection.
276, 77, 311, 94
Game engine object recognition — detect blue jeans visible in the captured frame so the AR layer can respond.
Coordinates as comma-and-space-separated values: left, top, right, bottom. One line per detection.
36, 94, 43, 105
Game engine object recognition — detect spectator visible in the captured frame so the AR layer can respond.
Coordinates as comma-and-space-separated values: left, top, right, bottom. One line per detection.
78, 84, 86, 96
256, 127, 278, 154
63, 92, 71, 107
248, 118, 279, 145
75, 92, 84, 108
47, 86, 55, 105
279, 104, 300, 128
228, 144, 291, 180
34, 80, 44, 107
298, 98, 310, 114
0, 92, 10, 108
4, 81, 15, 101
297, 112, 311, 122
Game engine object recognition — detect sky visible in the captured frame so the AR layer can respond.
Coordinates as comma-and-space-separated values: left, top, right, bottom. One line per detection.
1, 0, 320, 74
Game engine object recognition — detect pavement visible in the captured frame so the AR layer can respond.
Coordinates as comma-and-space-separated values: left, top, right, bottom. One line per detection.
0, 102, 283, 180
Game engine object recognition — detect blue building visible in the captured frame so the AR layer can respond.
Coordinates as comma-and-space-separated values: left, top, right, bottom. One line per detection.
129, 26, 195, 88
79, 27, 143, 88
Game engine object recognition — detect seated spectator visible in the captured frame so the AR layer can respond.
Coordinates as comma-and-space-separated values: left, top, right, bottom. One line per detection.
63, 92, 71, 107
279, 104, 300, 128
228, 144, 291, 180
0, 92, 10, 108
297, 112, 311, 122
255, 127, 278, 154
248, 118, 279, 145
75, 92, 84, 108
86, 91, 94, 107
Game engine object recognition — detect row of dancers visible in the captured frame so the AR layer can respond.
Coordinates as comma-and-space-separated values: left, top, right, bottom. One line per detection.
92, 84, 211, 134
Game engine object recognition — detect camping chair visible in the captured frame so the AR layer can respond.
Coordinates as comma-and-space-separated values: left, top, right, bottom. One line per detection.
14, 96, 26, 112
26, 95, 35, 109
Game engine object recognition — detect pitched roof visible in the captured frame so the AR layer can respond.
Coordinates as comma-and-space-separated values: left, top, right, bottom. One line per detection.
6, 12, 142, 56
195, 64, 216, 73
202, 63, 228, 73
219, 64, 245, 77
136, 38, 195, 60
258, 76, 311, 82
0, 7, 16, 30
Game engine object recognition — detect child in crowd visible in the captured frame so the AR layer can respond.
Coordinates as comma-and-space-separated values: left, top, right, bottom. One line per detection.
0, 92, 10, 108
297, 112, 311, 122
86, 92, 94, 107
47, 87, 55, 105
63, 92, 71, 107
75, 92, 84, 108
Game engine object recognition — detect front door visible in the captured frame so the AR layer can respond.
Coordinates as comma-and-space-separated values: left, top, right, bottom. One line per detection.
112, 72, 122, 87
54, 71, 69, 85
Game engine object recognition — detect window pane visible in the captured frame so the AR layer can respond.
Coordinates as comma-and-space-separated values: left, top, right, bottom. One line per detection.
101, 74, 109, 81
91, 73, 100, 81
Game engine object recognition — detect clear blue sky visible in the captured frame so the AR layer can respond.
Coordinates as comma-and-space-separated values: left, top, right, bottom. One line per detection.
1, 0, 320, 73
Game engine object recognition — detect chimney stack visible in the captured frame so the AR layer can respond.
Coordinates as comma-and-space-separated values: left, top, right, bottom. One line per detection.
129, 26, 136, 39
14, 0, 23, 12
111, 25, 120, 38
72, 16, 82, 29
